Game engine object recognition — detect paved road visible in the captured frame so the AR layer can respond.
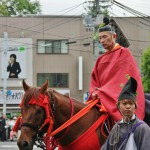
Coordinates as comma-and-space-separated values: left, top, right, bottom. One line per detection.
0, 141, 42, 150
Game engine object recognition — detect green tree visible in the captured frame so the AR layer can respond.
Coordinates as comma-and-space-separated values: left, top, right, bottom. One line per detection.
0, 0, 41, 16
141, 46, 150, 93
85, 1, 109, 41
86, 0, 109, 17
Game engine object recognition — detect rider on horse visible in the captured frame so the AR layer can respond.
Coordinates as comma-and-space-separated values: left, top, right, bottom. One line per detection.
88, 18, 145, 122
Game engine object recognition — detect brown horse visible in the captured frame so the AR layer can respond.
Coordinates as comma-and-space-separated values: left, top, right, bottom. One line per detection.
17, 80, 114, 150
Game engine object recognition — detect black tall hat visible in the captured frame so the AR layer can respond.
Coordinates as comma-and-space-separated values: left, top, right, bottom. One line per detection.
118, 77, 137, 101
99, 16, 115, 32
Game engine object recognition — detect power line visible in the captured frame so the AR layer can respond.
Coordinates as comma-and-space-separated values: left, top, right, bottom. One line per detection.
0, 15, 148, 53
7, 17, 83, 40
0, 20, 92, 41
0, 31, 93, 55
0, 7, 94, 44
2, 2, 85, 32
0, 32, 93, 48
139, 21, 150, 27
109, 14, 142, 52
115, 0, 150, 7
110, 13, 150, 54
113, 0, 149, 17
8, 3, 84, 36
0, 18, 82, 43
49, 3, 85, 15
0, 37, 94, 54
128, 39, 150, 43
0, 17, 93, 47
112, 1, 150, 30
0, 3, 91, 44
110, 11, 150, 31
113, 1, 150, 26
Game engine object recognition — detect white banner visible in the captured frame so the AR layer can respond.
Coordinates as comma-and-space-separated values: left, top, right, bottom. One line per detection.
0, 89, 70, 104
0, 90, 24, 104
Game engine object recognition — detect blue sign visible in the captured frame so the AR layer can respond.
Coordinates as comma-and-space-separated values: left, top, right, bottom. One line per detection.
7, 90, 12, 96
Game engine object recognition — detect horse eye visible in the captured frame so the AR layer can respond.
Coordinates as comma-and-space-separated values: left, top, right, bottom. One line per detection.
37, 109, 42, 114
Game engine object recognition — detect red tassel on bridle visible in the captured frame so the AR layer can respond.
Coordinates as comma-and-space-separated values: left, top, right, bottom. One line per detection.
19, 92, 55, 150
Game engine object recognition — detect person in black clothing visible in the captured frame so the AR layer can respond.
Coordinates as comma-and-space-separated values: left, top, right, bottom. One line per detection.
0, 117, 3, 140
7, 54, 21, 78
0, 115, 6, 141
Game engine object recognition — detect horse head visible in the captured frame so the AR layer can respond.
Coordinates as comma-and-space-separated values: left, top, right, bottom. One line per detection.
17, 80, 50, 150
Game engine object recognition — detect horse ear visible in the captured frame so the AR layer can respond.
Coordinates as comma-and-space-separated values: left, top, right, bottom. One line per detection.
22, 79, 30, 92
40, 80, 48, 94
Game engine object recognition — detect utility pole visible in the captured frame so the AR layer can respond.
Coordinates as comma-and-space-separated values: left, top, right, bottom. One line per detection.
3, 32, 8, 115
82, 0, 112, 57
96, 0, 100, 14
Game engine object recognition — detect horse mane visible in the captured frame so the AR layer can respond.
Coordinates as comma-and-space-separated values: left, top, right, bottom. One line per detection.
22, 87, 40, 106
22, 88, 60, 106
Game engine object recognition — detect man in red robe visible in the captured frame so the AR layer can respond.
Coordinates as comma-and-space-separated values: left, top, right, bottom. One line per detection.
89, 24, 145, 122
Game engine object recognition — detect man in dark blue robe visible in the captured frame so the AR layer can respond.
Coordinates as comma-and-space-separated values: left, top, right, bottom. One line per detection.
101, 77, 150, 150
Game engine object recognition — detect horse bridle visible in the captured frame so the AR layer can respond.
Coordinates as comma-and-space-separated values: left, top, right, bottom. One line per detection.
22, 90, 54, 123
21, 90, 74, 149
20, 90, 56, 149
21, 122, 39, 131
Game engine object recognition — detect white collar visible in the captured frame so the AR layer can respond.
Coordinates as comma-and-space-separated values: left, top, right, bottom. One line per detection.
120, 114, 136, 123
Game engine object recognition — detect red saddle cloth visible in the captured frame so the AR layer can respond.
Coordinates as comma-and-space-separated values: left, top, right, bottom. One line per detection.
58, 114, 107, 150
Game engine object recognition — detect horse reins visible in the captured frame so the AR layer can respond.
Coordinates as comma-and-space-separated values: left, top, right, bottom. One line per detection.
20, 89, 75, 150
19, 89, 113, 150
48, 90, 75, 139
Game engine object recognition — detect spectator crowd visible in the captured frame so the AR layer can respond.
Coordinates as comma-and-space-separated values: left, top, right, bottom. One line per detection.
0, 114, 20, 141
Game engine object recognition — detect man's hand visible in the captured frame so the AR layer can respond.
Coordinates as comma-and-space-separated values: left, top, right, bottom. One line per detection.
91, 88, 100, 100
92, 91, 98, 100
8, 60, 11, 64
10, 73, 15, 76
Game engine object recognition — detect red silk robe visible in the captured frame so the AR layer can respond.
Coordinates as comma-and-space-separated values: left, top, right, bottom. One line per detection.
89, 46, 145, 121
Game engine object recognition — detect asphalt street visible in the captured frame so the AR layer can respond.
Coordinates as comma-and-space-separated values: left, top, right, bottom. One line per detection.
0, 141, 42, 150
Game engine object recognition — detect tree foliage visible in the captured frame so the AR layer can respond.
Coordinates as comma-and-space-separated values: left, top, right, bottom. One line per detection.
86, 1, 109, 17
141, 46, 150, 93
0, 0, 41, 16
85, 1, 109, 41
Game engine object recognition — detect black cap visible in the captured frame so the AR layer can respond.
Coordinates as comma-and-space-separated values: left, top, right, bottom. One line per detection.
118, 77, 137, 101
99, 16, 115, 33
99, 25, 115, 32
103, 16, 110, 25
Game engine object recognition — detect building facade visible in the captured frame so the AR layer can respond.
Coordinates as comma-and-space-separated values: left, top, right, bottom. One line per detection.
0, 16, 149, 117
0, 15, 93, 117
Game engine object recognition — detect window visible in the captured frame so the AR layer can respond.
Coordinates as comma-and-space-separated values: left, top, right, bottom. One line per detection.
37, 40, 68, 54
37, 73, 69, 88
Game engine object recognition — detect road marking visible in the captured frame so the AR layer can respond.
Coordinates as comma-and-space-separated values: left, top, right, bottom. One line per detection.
1, 145, 39, 148
1, 145, 17, 147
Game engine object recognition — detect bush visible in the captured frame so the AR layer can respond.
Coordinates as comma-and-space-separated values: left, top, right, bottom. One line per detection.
141, 46, 150, 93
